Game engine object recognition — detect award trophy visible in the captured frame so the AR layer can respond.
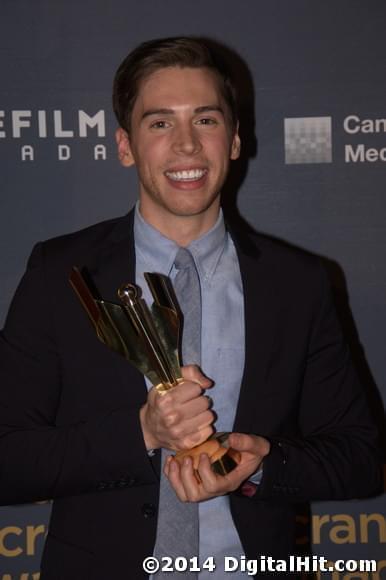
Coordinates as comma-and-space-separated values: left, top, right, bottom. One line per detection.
69, 267, 240, 475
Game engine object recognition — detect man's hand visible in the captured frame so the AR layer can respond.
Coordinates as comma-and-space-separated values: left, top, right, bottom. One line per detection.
164, 433, 270, 502
140, 365, 214, 451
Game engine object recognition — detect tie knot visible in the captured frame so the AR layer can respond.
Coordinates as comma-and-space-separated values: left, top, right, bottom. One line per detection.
174, 247, 195, 270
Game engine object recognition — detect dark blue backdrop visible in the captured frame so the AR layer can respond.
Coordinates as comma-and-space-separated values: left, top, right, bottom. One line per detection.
1, 1, 385, 577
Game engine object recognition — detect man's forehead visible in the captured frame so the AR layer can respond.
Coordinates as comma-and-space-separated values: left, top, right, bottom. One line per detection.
134, 66, 224, 109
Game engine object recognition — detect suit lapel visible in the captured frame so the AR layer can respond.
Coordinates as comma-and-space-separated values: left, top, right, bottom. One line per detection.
83, 208, 149, 399
87, 210, 136, 304
229, 225, 279, 434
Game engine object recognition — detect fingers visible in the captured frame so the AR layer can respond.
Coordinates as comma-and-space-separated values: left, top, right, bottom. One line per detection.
161, 410, 214, 451
165, 380, 205, 405
178, 391, 212, 420
228, 433, 271, 458
176, 457, 199, 501
166, 454, 214, 502
228, 433, 258, 453
196, 454, 245, 495
165, 452, 240, 502
163, 435, 269, 503
139, 370, 215, 451
164, 456, 188, 502
156, 387, 213, 431
181, 365, 213, 390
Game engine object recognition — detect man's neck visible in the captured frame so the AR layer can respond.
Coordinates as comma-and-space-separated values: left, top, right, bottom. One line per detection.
138, 202, 221, 247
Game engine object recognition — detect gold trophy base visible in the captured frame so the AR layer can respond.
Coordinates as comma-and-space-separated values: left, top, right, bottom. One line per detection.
174, 433, 241, 476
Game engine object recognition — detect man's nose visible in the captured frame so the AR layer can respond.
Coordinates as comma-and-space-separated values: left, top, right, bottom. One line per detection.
172, 124, 202, 156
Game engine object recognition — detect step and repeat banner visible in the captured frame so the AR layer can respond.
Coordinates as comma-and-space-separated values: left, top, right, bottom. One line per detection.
1, 1, 385, 578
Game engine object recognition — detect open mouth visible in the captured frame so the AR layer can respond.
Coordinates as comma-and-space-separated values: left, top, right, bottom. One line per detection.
165, 168, 208, 182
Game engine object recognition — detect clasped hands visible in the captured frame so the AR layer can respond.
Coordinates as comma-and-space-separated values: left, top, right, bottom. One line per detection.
140, 365, 270, 502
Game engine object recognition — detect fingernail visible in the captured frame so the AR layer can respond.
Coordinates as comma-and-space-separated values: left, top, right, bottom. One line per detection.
205, 395, 213, 408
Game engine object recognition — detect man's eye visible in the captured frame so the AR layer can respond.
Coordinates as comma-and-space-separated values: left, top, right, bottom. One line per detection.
197, 117, 218, 126
150, 120, 169, 129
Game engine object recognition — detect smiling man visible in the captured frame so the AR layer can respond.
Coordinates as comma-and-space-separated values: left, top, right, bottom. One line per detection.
115, 61, 240, 244
0, 37, 381, 579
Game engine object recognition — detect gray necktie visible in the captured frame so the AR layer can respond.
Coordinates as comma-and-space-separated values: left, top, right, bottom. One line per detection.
153, 247, 201, 577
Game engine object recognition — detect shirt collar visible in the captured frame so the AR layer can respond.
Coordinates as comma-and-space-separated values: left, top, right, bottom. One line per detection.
188, 210, 226, 284
134, 202, 177, 275
134, 202, 227, 282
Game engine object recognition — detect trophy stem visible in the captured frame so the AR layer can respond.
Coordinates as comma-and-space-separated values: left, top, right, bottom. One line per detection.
118, 283, 179, 386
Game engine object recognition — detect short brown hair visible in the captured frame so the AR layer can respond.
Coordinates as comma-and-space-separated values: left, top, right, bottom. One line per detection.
112, 36, 238, 134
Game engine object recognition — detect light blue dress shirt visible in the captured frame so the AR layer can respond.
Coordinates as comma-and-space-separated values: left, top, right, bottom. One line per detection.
134, 204, 252, 578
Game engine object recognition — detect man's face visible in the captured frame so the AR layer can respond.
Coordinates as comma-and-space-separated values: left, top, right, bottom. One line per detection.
116, 66, 240, 228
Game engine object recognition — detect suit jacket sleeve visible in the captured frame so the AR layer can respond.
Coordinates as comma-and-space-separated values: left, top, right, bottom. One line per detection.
254, 262, 381, 502
0, 242, 157, 506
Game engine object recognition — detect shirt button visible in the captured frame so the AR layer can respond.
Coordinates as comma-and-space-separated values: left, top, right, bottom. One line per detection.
142, 503, 156, 518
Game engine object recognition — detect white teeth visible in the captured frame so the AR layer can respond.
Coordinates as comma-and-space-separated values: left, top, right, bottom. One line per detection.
165, 169, 206, 181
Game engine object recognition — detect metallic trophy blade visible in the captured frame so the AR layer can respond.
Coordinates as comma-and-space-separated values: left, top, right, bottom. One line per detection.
117, 279, 182, 391
69, 267, 181, 389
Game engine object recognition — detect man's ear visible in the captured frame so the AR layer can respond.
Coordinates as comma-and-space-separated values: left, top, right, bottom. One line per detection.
115, 127, 135, 167
230, 123, 241, 160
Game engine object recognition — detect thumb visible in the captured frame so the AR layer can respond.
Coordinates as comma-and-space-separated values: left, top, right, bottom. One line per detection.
181, 364, 213, 389
229, 433, 270, 457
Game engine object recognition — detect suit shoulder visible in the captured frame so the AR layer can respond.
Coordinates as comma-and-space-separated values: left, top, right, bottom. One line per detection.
234, 229, 330, 305
28, 214, 132, 269
243, 230, 324, 276
257, 232, 319, 265
252, 237, 333, 325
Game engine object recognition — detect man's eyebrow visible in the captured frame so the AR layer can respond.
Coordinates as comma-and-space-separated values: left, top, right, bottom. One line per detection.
141, 108, 174, 120
194, 105, 225, 115
141, 105, 225, 121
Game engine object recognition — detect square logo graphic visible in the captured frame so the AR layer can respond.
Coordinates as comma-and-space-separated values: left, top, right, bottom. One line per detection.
284, 116, 332, 164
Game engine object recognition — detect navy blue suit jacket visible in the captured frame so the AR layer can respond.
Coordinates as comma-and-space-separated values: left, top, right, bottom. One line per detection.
0, 209, 380, 578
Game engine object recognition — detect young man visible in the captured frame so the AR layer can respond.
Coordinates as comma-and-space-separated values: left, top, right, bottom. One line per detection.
0, 38, 381, 578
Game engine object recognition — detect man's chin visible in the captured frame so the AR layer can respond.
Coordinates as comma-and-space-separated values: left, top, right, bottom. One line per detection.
163, 204, 219, 220
159, 194, 221, 219
139, 189, 222, 225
